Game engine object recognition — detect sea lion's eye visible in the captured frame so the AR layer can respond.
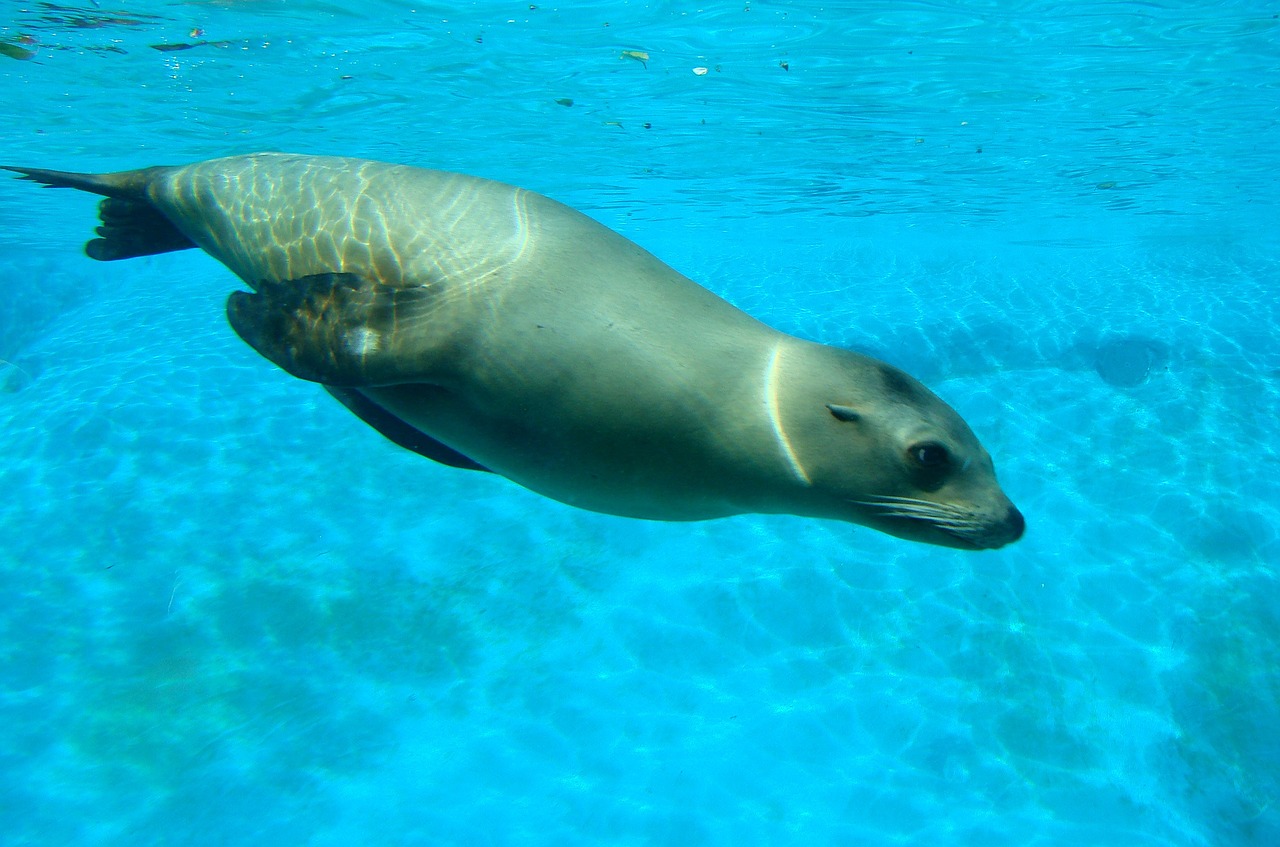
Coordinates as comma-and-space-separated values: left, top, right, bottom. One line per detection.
910, 442, 950, 468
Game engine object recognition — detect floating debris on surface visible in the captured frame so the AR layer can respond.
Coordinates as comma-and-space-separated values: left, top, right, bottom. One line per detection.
0, 41, 36, 60
19, 3, 163, 30
620, 49, 648, 67
692, 66, 708, 75
150, 40, 233, 52
8, 3, 170, 55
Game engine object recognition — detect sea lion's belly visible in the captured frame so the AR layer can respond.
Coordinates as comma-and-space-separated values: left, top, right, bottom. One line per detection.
361, 384, 759, 521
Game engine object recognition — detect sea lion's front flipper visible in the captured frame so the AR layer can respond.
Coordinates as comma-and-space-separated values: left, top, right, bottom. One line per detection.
227, 272, 436, 388
324, 387, 490, 473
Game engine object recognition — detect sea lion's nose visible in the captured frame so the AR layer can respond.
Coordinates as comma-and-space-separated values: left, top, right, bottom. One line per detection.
1006, 505, 1025, 541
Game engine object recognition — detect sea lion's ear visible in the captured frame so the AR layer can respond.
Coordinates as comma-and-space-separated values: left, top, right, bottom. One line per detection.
826, 404, 861, 423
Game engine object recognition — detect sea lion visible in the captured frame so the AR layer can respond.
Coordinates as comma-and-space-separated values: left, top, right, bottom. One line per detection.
6, 154, 1024, 549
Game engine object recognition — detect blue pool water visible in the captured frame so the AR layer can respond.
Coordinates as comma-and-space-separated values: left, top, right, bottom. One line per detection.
1, 1, 1277, 844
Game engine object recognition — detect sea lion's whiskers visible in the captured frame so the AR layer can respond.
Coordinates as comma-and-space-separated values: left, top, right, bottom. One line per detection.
854, 495, 972, 521
852, 496, 989, 542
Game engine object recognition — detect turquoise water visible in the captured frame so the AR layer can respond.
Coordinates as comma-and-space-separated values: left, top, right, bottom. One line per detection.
1, 1, 1277, 844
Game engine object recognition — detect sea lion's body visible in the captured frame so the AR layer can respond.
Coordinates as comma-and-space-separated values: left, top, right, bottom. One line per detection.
7, 154, 1024, 549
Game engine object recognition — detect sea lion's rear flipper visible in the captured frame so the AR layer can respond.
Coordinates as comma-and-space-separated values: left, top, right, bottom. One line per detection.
2, 165, 195, 260
228, 272, 437, 388
325, 387, 490, 473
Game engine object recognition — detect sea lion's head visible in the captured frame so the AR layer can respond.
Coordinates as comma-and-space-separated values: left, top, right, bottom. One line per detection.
790, 352, 1024, 550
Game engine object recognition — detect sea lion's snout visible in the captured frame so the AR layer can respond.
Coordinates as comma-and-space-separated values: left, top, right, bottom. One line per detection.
969, 503, 1025, 550
1004, 505, 1026, 543
851, 493, 1025, 550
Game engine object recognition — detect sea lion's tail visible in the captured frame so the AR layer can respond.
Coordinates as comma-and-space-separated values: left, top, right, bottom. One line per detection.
3, 164, 195, 261
1, 165, 157, 198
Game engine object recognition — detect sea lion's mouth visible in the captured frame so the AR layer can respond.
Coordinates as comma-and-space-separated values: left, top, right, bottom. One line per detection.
853, 495, 1024, 550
